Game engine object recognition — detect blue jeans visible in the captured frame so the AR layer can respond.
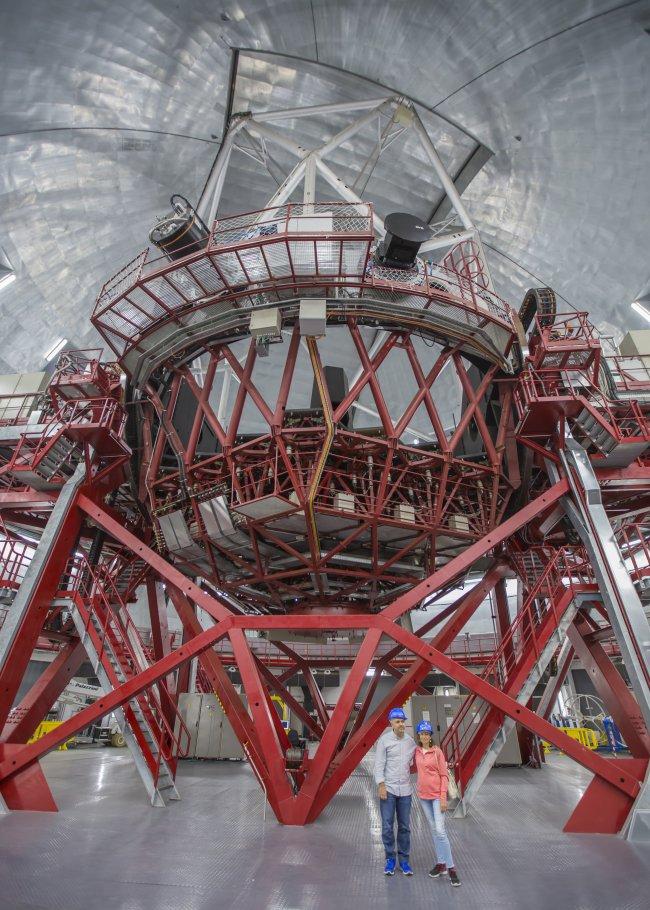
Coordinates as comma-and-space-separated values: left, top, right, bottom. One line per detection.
419, 798, 454, 868
380, 792, 411, 861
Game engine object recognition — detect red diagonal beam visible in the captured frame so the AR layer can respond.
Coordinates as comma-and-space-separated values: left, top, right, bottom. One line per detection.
253, 655, 323, 739
568, 612, 650, 758
0, 616, 233, 782
381, 619, 640, 798
316, 563, 508, 803
230, 628, 295, 809
165, 586, 274, 789
382, 480, 568, 620
295, 627, 383, 822
77, 495, 233, 623
272, 640, 330, 729
0, 490, 85, 728
540, 644, 574, 721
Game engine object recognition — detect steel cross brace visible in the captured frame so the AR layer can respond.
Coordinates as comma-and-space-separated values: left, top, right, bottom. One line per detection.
378, 619, 641, 799
0, 616, 234, 787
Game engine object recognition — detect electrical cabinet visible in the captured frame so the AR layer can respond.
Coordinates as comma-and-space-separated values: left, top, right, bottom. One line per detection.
178, 693, 244, 760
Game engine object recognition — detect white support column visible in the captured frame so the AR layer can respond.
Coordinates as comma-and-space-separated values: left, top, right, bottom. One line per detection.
411, 107, 495, 289
303, 155, 316, 206
197, 117, 247, 226
411, 110, 474, 231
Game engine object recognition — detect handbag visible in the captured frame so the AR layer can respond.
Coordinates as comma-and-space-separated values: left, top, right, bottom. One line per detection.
446, 765, 460, 800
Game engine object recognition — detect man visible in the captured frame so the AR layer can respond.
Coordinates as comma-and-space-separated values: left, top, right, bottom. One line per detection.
373, 706, 416, 875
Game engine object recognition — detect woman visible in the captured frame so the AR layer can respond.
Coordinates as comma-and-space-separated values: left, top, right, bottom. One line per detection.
414, 720, 461, 887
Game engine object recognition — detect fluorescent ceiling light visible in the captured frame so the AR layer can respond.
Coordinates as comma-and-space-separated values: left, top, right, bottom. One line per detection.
0, 271, 16, 291
44, 337, 67, 363
632, 301, 650, 323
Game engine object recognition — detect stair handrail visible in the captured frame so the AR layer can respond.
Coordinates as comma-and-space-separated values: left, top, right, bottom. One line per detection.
91, 560, 192, 762
60, 554, 191, 762
441, 548, 590, 766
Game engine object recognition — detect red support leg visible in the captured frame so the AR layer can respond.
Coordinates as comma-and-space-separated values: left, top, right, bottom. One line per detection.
380, 618, 645, 833
229, 628, 295, 814
0, 616, 234, 792
165, 587, 276, 796
0, 743, 58, 811
2, 638, 86, 744
568, 613, 650, 758
0, 495, 84, 728
297, 627, 383, 823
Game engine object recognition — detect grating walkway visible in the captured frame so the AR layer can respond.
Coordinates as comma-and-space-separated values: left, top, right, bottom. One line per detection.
0, 749, 648, 910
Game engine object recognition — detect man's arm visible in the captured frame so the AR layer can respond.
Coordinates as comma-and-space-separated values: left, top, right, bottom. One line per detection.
374, 734, 388, 799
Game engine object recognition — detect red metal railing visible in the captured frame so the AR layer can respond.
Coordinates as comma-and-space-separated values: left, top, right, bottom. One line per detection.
605, 355, 650, 393
50, 349, 121, 401
0, 524, 35, 591
60, 556, 190, 783
441, 238, 490, 292
0, 390, 48, 427
91, 202, 515, 361
515, 367, 650, 442
441, 548, 593, 784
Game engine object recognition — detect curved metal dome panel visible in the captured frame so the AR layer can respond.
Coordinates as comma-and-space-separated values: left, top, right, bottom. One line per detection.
0, 1, 649, 370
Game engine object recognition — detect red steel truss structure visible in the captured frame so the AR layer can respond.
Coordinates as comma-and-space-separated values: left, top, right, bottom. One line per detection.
1, 187, 650, 832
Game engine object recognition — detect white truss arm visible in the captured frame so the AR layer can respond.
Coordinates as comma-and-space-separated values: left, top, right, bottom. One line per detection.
314, 156, 385, 236
411, 109, 494, 289
245, 119, 310, 159
253, 97, 392, 123
318, 97, 398, 158
410, 110, 474, 231
251, 149, 308, 216
419, 228, 475, 254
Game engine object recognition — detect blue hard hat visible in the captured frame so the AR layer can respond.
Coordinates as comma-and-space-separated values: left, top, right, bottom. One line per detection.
416, 720, 433, 734
388, 707, 407, 721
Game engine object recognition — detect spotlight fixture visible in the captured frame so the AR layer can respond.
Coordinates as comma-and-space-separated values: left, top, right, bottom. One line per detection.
631, 301, 650, 324
43, 338, 68, 363
0, 271, 16, 292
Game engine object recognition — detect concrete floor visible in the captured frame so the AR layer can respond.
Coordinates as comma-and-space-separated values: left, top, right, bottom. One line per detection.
0, 749, 648, 910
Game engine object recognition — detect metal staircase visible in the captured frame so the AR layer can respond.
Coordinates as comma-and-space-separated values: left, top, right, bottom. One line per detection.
64, 558, 190, 806
3, 426, 82, 490
111, 556, 149, 600
441, 548, 597, 816
572, 406, 648, 466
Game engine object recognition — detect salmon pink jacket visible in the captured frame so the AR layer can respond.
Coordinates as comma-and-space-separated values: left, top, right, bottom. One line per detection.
414, 745, 449, 800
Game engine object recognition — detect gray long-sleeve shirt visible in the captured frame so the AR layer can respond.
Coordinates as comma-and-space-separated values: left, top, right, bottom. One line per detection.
373, 728, 417, 797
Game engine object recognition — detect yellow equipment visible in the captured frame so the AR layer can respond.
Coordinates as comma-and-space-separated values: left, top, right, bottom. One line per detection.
27, 720, 75, 751
543, 726, 599, 753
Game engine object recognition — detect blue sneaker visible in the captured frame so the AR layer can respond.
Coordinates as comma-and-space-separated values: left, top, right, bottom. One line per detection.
400, 860, 414, 875
384, 858, 396, 875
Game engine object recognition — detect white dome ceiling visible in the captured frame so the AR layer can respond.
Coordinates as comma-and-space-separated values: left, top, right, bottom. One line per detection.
1, 0, 649, 371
